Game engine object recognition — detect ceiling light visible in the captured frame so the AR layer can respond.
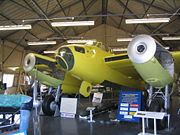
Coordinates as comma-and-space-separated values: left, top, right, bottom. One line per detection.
28, 41, 56, 45
0, 25, 32, 30
51, 21, 94, 27
43, 51, 56, 54
67, 39, 96, 44
162, 36, 180, 40
164, 47, 170, 50
125, 18, 170, 24
117, 38, 133, 42
8, 67, 19, 71
111, 48, 128, 52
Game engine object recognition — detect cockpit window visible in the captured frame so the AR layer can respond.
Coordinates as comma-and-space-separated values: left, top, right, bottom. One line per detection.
74, 46, 85, 53
57, 47, 74, 70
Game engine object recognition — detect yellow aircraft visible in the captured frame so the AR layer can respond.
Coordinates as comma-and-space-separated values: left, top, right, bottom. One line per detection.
24, 35, 180, 128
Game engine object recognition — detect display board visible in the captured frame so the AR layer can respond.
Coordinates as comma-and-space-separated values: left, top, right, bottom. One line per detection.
60, 98, 77, 118
92, 92, 103, 103
117, 91, 142, 122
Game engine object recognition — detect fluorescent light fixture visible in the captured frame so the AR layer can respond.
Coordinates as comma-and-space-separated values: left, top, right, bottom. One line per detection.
117, 38, 133, 42
43, 50, 56, 54
28, 41, 56, 45
8, 67, 19, 71
0, 24, 32, 30
111, 48, 128, 52
125, 18, 170, 24
67, 39, 96, 44
162, 36, 180, 40
164, 47, 170, 50
51, 21, 94, 27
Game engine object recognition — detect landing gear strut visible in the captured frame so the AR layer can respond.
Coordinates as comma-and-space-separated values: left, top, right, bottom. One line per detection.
147, 85, 171, 130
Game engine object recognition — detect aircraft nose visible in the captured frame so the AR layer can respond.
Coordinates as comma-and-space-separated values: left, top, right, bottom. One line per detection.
56, 55, 69, 70
56, 47, 74, 70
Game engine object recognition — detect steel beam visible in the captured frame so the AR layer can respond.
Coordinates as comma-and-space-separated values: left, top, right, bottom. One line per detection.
118, 0, 129, 29
49, 0, 82, 17
81, 0, 90, 30
134, 0, 172, 13
2, 32, 28, 64
10, 0, 42, 16
164, 0, 175, 10
43, 0, 98, 51
56, 0, 78, 35
108, 14, 132, 35
45, 0, 50, 14
30, 0, 65, 38
132, 0, 155, 34
115, 0, 168, 46
151, 17, 179, 34
102, 0, 108, 24
0, 13, 39, 40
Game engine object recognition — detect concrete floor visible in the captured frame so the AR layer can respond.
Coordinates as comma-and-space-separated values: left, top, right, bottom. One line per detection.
28, 96, 180, 135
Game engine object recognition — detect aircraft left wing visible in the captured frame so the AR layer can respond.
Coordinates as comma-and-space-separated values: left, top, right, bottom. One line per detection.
106, 35, 180, 89
104, 54, 142, 80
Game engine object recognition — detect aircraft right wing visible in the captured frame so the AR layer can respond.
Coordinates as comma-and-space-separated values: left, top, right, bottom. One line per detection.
171, 51, 180, 75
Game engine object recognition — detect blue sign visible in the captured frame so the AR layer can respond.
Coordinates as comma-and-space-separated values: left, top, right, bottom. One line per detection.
118, 91, 142, 122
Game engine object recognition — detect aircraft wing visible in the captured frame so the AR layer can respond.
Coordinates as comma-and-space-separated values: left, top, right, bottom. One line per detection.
24, 53, 82, 94
104, 51, 180, 86
171, 51, 180, 75
28, 68, 63, 88
104, 53, 142, 80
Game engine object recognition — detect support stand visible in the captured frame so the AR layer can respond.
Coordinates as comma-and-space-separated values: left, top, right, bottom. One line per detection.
135, 111, 166, 135
54, 85, 61, 117
32, 79, 41, 135
86, 107, 95, 123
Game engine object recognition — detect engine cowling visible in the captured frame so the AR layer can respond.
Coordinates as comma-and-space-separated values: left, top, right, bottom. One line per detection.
23, 53, 36, 72
23, 53, 56, 72
23, 53, 63, 88
128, 35, 174, 88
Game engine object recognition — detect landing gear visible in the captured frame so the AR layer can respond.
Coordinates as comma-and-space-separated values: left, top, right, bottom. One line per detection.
147, 85, 171, 130
42, 85, 62, 116
148, 98, 167, 130
42, 95, 56, 116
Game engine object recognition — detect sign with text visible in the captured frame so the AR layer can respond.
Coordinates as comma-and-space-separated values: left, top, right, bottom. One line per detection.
118, 91, 142, 122
92, 92, 103, 103
60, 98, 77, 118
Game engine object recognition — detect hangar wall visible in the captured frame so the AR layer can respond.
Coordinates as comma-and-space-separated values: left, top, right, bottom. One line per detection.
0, 40, 24, 68
0, 41, 25, 94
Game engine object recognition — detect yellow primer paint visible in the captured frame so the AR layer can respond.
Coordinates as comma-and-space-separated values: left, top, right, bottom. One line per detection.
57, 44, 145, 92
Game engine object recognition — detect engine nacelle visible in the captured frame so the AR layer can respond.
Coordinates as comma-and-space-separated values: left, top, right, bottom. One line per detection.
23, 53, 56, 72
23, 53, 36, 72
128, 35, 174, 88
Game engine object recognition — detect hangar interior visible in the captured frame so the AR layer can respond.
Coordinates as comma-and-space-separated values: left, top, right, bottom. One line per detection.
0, 0, 180, 135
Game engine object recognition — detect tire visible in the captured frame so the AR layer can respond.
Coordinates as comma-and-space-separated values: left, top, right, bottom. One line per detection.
148, 98, 167, 130
42, 95, 55, 116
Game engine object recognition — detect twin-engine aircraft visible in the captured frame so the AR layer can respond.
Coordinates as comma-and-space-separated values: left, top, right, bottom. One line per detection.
24, 35, 180, 128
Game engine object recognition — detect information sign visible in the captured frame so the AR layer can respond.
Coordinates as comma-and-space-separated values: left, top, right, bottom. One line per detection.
117, 91, 142, 122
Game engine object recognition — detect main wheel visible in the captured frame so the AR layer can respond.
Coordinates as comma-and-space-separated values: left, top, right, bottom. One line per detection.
148, 98, 167, 130
42, 95, 56, 116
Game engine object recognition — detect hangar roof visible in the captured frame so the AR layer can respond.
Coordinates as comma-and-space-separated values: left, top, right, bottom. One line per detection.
0, 0, 179, 53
